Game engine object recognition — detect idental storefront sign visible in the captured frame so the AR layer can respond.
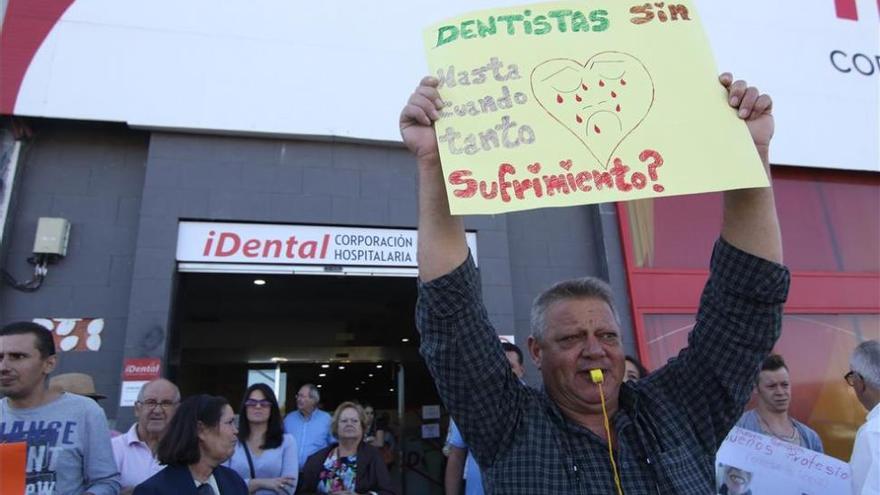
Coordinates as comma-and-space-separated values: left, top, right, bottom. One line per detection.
176, 221, 477, 267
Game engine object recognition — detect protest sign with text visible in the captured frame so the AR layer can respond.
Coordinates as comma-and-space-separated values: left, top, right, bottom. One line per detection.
423, 0, 769, 215
715, 427, 852, 494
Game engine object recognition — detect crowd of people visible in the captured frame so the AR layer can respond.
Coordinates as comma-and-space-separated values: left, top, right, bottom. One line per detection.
0, 321, 398, 495
2, 318, 877, 495
0, 72, 878, 495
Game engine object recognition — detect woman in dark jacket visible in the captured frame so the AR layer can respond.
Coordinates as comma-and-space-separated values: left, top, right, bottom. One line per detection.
296, 401, 396, 495
135, 394, 248, 495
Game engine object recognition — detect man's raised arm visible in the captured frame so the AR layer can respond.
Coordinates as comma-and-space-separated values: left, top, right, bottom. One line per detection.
402, 76, 526, 472
719, 73, 783, 264
399, 76, 468, 281
648, 74, 791, 456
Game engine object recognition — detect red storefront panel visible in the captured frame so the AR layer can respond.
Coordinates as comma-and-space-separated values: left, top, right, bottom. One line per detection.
619, 167, 880, 461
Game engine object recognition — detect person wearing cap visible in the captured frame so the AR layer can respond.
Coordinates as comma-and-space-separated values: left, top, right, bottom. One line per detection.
0, 321, 121, 495
112, 378, 181, 494
48, 372, 109, 401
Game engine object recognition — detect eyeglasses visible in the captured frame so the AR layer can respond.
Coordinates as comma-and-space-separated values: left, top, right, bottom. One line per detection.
245, 399, 272, 409
136, 400, 178, 410
845, 371, 860, 387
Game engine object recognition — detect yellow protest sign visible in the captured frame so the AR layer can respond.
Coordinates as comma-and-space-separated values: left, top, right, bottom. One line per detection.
423, 1, 769, 215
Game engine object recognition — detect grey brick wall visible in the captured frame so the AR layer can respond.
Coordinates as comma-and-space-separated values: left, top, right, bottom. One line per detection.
0, 121, 148, 421
2, 124, 634, 425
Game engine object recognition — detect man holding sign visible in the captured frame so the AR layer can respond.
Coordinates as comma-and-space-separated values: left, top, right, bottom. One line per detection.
401, 67, 789, 494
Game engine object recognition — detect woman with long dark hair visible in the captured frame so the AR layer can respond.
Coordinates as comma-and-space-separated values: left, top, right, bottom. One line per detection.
134, 394, 247, 495
226, 383, 298, 494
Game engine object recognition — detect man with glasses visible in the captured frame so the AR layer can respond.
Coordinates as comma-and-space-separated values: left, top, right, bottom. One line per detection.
0, 321, 121, 495
112, 378, 180, 493
283, 383, 334, 470
846, 339, 880, 495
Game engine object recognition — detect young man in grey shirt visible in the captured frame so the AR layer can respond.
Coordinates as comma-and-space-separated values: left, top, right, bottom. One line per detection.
0, 321, 120, 495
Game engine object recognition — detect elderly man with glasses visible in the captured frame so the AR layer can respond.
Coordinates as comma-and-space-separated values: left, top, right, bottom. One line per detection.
112, 378, 181, 494
846, 340, 880, 495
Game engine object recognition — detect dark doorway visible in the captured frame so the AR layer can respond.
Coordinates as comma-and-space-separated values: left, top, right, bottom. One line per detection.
169, 270, 447, 494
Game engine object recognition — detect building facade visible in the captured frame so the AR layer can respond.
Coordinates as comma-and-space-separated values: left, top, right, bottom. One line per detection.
1, 0, 877, 490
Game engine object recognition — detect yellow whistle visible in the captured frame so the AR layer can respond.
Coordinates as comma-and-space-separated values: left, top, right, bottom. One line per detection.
590, 369, 604, 384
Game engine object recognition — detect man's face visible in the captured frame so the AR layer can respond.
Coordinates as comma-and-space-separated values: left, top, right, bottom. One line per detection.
135, 380, 179, 436
528, 297, 625, 414
296, 386, 317, 414
0, 334, 56, 400
755, 367, 791, 414
198, 405, 238, 463
846, 370, 871, 411
505, 350, 525, 379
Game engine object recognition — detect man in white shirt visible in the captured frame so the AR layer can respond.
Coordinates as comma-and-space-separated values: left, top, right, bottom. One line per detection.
847, 339, 880, 495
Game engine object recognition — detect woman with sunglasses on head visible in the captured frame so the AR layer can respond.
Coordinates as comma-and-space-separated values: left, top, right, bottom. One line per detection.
226, 384, 298, 494
134, 394, 247, 495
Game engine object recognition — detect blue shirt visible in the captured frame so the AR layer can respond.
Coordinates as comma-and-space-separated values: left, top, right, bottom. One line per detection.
283, 409, 334, 469
448, 420, 483, 495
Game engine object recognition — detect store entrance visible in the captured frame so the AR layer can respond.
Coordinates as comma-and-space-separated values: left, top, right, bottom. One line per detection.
168, 270, 447, 494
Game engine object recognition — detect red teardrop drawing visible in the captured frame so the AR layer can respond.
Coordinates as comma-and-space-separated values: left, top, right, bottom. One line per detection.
530, 52, 655, 170
557, 94, 563, 103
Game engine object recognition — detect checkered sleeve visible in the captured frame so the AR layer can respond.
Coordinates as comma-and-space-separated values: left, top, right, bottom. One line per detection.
416, 252, 525, 469
650, 237, 790, 454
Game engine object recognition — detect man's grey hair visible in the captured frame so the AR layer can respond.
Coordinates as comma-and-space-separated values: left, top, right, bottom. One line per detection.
851, 340, 880, 389
530, 276, 619, 341
302, 383, 320, 402
136, 378, 181, 402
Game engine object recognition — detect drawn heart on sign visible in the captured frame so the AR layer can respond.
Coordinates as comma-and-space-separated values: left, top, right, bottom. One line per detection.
531, 52, 655, 169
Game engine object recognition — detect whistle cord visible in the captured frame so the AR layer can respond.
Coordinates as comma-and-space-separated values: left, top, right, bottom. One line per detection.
598, 381, 624, 495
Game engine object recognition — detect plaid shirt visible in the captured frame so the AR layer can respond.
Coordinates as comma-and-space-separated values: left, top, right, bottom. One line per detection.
418, 238, 790, 494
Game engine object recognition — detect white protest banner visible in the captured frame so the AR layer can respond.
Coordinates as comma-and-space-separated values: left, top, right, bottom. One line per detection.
715, 426, 852, 495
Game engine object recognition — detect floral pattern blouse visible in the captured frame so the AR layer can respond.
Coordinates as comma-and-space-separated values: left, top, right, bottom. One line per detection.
317, 449, 357, 493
